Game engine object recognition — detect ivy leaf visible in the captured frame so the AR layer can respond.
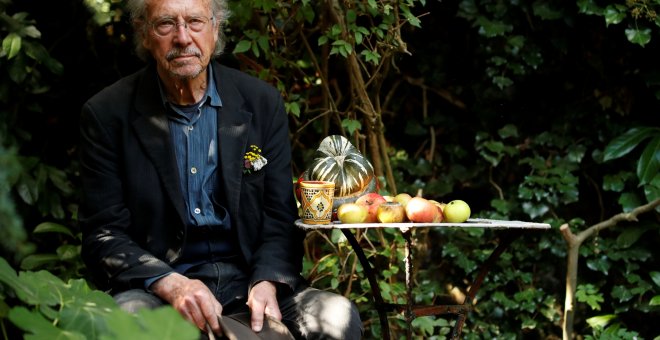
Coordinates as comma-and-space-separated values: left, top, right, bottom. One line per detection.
576, 284, 604, 310
625, 27, 651, 47
603, 127, 657, 162
341, 118, 362, 136
604, 5, 626, 26
577, 0, 603, 15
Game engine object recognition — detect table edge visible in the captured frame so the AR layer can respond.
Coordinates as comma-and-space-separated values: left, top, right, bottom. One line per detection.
295, 218, 552, 230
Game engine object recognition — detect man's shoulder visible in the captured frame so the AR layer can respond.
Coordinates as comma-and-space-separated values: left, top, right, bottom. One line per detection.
85, 66, 149, 107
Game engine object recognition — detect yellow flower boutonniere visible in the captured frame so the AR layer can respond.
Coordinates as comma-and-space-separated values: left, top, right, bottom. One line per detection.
243, 145, 267, 174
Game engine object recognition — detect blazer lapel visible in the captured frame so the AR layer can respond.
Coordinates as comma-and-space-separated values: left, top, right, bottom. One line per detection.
131, 65, 187, 224
214, 63, 252, 219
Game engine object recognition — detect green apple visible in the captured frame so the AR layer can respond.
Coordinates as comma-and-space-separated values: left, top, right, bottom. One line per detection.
443, 200, 471, 223
337, 203, 368, 224
377, 202, 405, 223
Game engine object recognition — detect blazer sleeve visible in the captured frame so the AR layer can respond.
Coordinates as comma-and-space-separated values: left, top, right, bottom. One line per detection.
79, 88, 174, 292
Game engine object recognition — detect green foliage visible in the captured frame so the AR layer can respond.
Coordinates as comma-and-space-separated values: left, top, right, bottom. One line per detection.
603, 127, 660, 206
0, 257, 198, 340
578, 0, 660, 47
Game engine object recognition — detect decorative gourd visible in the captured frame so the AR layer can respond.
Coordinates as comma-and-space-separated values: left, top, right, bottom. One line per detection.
303, 135, 377, 208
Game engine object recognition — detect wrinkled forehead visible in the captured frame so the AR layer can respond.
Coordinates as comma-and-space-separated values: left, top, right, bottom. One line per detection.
144, 0, 212, 19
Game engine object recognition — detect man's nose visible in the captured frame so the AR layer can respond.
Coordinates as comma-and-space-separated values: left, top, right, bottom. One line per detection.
173, 23, 193, 43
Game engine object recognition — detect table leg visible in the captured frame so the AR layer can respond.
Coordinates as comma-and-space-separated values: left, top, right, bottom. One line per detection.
450, 230, 523, 338
402, 229, 414, 340
340, 229, 392, 340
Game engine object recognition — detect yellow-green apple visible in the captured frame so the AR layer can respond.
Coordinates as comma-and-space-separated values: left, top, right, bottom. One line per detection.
337, 203, 368, 224
376, 202, 405, 223
405, 197, 441, 223
356, 192, 387, 223
394, 193, 412, 208
382, 195, 395, 202
443, 199, 471, 223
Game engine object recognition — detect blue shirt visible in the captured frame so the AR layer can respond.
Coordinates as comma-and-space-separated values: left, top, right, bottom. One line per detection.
145, 64, 236, 288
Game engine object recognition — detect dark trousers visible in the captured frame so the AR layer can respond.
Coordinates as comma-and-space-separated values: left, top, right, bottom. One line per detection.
114, 261, 363, 339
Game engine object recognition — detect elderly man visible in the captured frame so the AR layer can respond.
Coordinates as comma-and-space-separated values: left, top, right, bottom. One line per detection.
79, 0, 362, 338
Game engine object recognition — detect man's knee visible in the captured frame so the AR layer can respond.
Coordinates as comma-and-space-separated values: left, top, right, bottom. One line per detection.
295, 288, 363, 339
113, 289, 165, 313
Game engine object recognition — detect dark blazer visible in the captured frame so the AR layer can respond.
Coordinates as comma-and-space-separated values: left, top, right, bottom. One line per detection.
79, 61, 305, 293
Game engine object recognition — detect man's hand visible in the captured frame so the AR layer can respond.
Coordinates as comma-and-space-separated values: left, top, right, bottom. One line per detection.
151, 273, 223, 334
247, 281, 281, 332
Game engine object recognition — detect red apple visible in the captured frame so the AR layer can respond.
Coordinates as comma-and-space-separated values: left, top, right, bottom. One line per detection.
429, 200, 446, 223
356, 192, 387, 223
405, 197, 441, 223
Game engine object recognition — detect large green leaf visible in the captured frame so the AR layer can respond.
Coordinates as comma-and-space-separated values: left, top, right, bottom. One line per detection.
603, 127, 658, 162
58, 280, 116, 338
636, 136, 660, 186
101, 307, 198, 340
0, 257, 22, 289
9, 307, 86, 340
17, 270, 70, 306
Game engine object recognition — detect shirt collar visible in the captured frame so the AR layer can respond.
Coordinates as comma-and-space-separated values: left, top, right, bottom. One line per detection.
157, 62, 223, 109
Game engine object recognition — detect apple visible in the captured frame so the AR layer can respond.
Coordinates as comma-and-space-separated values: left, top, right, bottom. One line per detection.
382, 195, 395, 202
377, 202, 405, 223
393, 193, 412, 208
337, 203, 368, 224
405, 197, 440, 223
355, 192, 387, 223
443, 199, 471, 223
429, 199, 446, 212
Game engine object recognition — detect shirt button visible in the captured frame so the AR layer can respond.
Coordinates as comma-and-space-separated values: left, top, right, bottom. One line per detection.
188, 126, 194, 131
194, 208, 201, 214
190, 167, 197, 174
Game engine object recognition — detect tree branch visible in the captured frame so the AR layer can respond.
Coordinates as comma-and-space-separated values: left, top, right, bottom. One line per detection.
561, 198, 660, 339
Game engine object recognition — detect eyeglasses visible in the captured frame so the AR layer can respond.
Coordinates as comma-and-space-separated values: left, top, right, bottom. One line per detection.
150, 16, 215, 37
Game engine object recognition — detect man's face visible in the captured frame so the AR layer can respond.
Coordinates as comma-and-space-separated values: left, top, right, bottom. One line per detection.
142, 0, 218, 80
